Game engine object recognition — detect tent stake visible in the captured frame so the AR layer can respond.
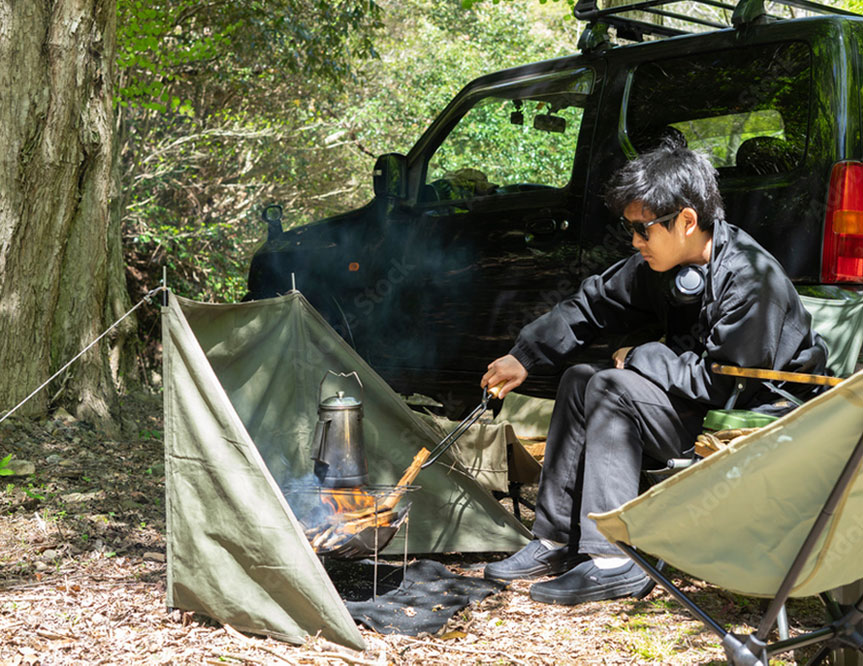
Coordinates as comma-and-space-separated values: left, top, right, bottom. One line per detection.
402, 513, 409, 590
373, 495, 379, 600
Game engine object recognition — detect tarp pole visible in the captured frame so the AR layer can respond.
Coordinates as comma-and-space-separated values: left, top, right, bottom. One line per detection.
756, 430, 863, 642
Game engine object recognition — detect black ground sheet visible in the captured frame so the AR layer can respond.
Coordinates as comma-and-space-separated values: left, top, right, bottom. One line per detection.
324, 559, 507, 635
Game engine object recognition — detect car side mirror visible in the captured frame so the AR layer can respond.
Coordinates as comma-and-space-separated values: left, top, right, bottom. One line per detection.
373, 153, 407, 199
262, 204, 283, 241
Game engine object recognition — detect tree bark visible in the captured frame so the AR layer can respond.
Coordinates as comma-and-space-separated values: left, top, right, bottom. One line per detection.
0, 0, 130, 432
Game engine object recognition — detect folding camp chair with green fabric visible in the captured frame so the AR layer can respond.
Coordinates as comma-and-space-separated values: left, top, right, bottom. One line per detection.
590, 369, 863, 665
641, 287, 863, 477
702, 287, 863, 440
636, 288, 863, 625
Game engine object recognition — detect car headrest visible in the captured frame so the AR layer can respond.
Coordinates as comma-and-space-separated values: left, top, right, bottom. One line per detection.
631, 125, 688, 153
735, 136, 796, 175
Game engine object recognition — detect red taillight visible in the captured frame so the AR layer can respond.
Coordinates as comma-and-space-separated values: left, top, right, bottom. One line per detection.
822, 161, 863, 283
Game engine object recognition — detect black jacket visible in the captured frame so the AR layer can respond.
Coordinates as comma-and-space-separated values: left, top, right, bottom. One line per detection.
510, 219, 828, 410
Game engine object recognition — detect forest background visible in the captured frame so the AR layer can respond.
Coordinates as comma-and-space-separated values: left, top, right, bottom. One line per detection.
2, 3, 863, 663
3, 0, 863, 425
119, 0, 583, 306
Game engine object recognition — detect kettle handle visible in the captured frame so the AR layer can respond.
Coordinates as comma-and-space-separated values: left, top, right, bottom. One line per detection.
318, 370, 364, 403
311, 418, 330, 461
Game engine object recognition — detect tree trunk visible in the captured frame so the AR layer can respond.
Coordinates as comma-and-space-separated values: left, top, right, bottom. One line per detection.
0, 0, 131, 432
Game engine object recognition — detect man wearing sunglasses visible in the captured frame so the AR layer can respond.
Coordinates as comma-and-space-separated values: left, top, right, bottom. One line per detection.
481, 138, 827, 604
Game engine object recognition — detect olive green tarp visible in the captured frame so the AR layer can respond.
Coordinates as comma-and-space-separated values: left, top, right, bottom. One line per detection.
416, 409, 543, 493
162, 292, 530, 649
590, 368, 863, 599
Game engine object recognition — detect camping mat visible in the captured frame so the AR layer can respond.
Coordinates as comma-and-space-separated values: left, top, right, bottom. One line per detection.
327, 559, 506, 635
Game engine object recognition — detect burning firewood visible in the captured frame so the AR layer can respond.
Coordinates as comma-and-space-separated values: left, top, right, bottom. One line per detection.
376, 446, 429, 512
306, 508, 399, 550
310, 524, 338, 550
303, 447, 430, 553
329, 447, 430, 521
341, 509, 397, 533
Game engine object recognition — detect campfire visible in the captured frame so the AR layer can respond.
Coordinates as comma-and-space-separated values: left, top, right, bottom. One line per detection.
294, 370, 498, 559
299, 448, 430, 558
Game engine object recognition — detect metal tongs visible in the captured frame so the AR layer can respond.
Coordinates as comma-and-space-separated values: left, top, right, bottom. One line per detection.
421, 383, 503, 469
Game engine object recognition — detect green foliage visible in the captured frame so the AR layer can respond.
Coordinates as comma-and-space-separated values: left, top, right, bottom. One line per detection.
463, 0, 575, 13
837, 0, 863, 12
427, 94, 585, 190
315, 0, 582, 208
118, 0, 582, 303
0, 454, 13, 477
117, 0, 383, 303
24, 484, 45, 501
117, 0, 382, 111
117, 1, 235, 112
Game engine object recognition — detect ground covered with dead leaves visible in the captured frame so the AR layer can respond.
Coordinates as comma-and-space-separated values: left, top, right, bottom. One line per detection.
0, 391, 831, 665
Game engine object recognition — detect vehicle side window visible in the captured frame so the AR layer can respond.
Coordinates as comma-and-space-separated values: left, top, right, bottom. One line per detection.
625, 42, 811, 176
421, 69, 594, 203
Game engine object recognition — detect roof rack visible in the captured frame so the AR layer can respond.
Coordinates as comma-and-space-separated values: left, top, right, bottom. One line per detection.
574, 0, 861, 46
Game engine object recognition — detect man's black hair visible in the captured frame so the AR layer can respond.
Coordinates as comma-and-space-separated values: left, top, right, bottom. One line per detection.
604, 137, 724, 231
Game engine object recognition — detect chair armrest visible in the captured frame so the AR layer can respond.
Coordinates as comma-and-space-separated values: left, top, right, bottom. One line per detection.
710, 363, 843, 388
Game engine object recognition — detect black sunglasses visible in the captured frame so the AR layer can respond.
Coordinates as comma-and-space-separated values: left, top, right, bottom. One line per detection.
620, 209, 682, 241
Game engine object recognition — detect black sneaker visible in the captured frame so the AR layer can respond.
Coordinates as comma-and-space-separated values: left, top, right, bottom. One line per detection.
529, 558, 647, 605
484, 540, 585, 581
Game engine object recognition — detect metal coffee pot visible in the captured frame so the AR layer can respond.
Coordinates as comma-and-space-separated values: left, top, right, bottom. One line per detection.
311, 371, 369, 488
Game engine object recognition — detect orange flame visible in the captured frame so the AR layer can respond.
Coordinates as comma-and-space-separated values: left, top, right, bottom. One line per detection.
320, 488, 379, 518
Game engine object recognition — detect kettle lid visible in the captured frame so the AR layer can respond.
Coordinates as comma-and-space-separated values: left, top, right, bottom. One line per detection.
320, 391, 362, 409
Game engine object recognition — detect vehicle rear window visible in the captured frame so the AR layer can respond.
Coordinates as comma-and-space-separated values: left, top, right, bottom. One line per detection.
624, 41, 811, 176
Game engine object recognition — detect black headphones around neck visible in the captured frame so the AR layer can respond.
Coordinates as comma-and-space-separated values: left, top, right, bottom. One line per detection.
670, 264, 707, 305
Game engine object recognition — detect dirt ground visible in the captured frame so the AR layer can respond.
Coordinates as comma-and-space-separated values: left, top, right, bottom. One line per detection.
0, 391, 834, 665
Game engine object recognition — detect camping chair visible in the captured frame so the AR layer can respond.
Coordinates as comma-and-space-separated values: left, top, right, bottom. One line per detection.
589, 368, 863, 665
658, 287, 863, 467
700, 287, 863, 444
636, 288, 863, 631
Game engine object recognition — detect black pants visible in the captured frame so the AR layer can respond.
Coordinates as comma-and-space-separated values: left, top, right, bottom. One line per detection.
532, 363, 707, 556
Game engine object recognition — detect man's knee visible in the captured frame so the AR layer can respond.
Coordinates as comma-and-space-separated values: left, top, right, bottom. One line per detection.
559, 363, 601, 393
585, 367, 638, 396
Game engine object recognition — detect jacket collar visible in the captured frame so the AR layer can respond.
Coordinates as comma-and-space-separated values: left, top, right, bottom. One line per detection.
706, 218, 730, 301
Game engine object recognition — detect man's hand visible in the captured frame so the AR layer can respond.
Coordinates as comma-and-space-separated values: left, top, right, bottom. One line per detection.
612, 346, 634, 369
481, 354, 527, 399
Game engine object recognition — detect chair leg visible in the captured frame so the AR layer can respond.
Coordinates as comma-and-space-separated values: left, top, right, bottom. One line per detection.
492, 483, 535, 522
633, 559, 664, 600
510, 485, 521, 522
724, 378, 747, 410
777, 603, 790, 640
804, 644, 833, 666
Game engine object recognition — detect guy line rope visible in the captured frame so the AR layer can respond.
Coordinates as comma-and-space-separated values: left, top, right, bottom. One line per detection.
0, 285, 167, 426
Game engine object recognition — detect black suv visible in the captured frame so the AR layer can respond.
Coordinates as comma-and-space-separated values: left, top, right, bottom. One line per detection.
246, 0, 863, 413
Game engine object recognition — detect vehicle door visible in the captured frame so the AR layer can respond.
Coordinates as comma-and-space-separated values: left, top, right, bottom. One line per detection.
618, 35, 819, 279
364, 64, 603, 392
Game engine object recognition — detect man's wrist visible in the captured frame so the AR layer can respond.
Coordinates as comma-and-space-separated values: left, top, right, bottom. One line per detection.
509, 345, 534, 372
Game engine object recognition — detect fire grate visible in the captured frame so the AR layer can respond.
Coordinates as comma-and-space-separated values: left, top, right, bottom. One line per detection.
286, 484, 419, 598
286, 484, 418, 557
